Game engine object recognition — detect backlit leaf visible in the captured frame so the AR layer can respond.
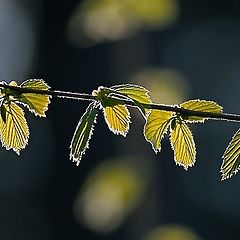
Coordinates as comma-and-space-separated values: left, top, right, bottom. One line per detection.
144, 110, 173, 153
170, 120, 196, 170
20, 79, 51, 117
221, 129, 240, 180
180, 99, 222, 123
110, 84, 151, 116
103, 101, 130, 137
9, 81, 18, 87
0, 102, 29, 154
70, 103, 98, 166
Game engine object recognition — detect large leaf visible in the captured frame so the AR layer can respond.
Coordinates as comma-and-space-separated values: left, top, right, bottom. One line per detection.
221, 129, 240, 180
20, 79, 51, 117
70, 103, 98, 165
103, 102, 130, 137
144, 110, 173, 153
0, 102, 29, 154
170, 121, 196, 170
180, 99, 223, 123
110, 84, 151, 116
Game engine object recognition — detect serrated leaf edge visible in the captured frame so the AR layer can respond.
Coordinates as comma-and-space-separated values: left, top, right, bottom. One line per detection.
221, 128, 240, 180
169, 121, 196, 170
70, 103, 98, 166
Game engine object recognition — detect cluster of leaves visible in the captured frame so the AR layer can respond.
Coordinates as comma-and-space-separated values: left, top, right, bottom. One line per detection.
0, 79, 50, 153
0, 80, 240, 180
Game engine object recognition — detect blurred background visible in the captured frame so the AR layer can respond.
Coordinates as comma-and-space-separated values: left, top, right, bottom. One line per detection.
0, 0, 240, 239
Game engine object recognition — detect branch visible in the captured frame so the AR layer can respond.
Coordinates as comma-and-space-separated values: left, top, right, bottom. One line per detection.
0, 83, 96, 101
1, 83, 240, 122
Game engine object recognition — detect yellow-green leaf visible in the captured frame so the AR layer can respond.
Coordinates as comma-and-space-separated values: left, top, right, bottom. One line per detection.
0, 102, 29, 154
70, 103, 98, 166
170, 121, 196, 170
221, 129, 240, 180
103, 103, 130, 137
180, 99, 223, 123
111, 84, 151, 116
144, 110, 173, 153
20, 79, 51, 117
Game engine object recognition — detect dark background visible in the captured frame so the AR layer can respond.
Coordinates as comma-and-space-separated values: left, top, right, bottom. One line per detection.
0, 0, 240, 239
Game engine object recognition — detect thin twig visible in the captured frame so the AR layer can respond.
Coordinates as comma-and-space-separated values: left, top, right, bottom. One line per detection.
0, 83, 95, 101
0, 83, 240, 122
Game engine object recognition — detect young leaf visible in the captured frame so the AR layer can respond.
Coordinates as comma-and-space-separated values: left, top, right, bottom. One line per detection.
70, 103, 98, 166
180, 99, 223, 123
103, 102, 130, 137
221, 128, 240, 180
0, 102, 29, 154
110, 84, 152, 116
170, 120, 196, 170
19, 79, 51, 117
0, 81, 19, 99
144, 110, 173, 153
9, 81, 18, 86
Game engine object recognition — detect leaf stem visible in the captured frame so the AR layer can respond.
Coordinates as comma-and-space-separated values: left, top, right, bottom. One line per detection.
0, 83, 240, 122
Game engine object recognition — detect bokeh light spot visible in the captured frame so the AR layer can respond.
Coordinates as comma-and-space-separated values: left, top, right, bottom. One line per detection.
73, 157, 148, 233
145, 224, 201, 240
131, 68, 190, 105
67, 0, 179, 46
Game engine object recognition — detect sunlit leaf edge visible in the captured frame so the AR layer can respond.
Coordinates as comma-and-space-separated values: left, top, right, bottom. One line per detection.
144, 109, 173, 153
70, 103, 98, 166
102, 104, 131, 137
19, 79, 51, 117
180, 99, 223, 123
221, 128, 240, 180
169, 120, 196, 170
0, 102, 29, 154
110, 84, 152, 117
110, 84, 151, 101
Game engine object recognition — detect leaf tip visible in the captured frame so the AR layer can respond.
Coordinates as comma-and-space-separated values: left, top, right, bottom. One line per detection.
69, 153, 81, 166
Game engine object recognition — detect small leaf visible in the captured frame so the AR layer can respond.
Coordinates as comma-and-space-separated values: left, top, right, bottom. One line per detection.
144, 110, 173, 153
9, 81, 18, 87
20, 79, 51, 117
0, 102, 29, 154
170, 120, 196, 170
110, 84, 151, 116
180, 99, 223, 123
221, 128, 240, 180
103, 99, 130, 137
70, 103, 98, 166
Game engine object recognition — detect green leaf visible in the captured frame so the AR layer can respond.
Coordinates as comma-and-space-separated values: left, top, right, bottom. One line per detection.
0, 102, 29, 154
144, 110, 173, 153
180, 99, 223, 123
221, 129, 240, 180
170, 120, 196, 170
70, 103, 98, 165
103, 99, 130, 137
19, 79, 51, 117
110, 84, 152, 116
